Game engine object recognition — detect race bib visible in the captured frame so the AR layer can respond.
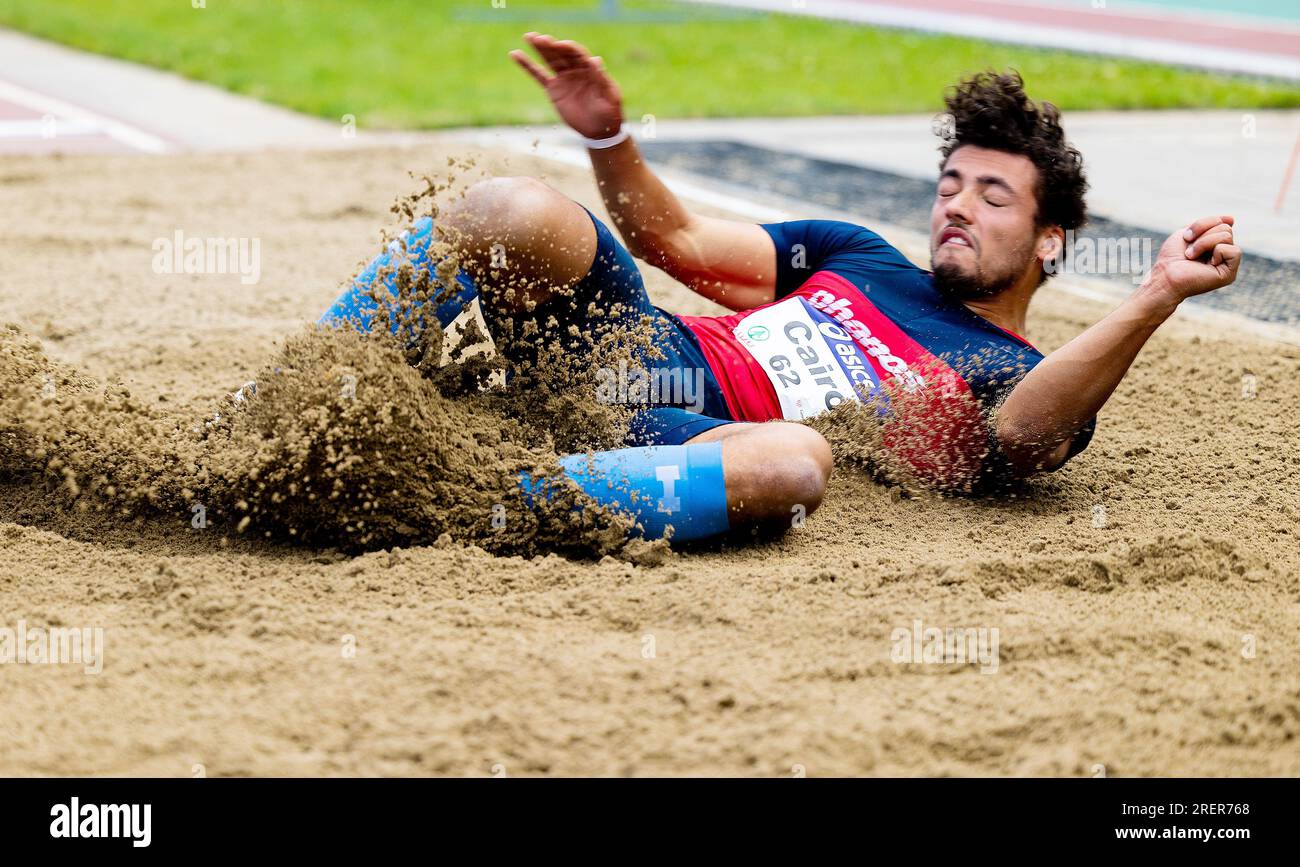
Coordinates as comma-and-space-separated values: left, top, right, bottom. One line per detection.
732, 296, 882, 420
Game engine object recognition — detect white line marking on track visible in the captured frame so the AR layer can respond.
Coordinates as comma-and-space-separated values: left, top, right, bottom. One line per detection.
0, 118, 100, 137
0, 79, 170, 153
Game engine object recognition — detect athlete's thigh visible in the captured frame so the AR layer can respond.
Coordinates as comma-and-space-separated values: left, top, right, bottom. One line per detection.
559, 208, 659, 323
518, 208, 663, 354
629, 407, 738, 447
683, 421, 756, 443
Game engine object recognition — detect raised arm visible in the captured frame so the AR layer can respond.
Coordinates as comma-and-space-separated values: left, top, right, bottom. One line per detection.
511, 32, 776, 311
996, 216, 1242, 476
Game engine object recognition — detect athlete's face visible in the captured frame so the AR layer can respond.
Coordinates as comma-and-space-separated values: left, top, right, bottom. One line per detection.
929, 145, 1060, 300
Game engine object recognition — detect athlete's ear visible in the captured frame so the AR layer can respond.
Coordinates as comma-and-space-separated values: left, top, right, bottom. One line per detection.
1036, 225, 1064, 268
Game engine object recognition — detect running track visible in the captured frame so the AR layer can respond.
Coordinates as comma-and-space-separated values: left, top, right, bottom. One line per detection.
689, 0, 1300, 79
0, 77, 169, 155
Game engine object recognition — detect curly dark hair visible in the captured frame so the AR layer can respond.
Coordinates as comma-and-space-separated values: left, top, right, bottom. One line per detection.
936, 70, 1088, 233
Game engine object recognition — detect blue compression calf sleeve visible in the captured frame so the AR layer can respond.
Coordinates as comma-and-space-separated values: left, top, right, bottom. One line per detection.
319, 216, 478, 334
525, 443, 731, 542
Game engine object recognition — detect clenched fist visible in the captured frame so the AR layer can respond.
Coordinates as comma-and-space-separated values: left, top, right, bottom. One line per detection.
1143, 215, 1243, 311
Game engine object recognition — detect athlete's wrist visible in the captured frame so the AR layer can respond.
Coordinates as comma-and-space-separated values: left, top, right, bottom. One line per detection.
581, 124, 630, 150
1132, 263, 1181, 323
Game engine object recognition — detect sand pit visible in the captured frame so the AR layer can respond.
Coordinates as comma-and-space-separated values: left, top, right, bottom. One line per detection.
1, 142, 1297, 776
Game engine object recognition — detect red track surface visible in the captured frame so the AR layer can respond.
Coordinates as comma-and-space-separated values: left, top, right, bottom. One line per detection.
0, 91, 137, 154
841, 0, 1300, 58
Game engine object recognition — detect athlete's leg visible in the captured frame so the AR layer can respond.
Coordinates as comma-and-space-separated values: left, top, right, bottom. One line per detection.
319, 215, 478, 333
319, 176, 600, 333
544, 442, 731, 541
537, 412, 830, 542
442, 176, 599, 314
686, 421, 832, 526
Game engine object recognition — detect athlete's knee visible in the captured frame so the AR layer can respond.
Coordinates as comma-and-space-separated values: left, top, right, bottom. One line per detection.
451, 176, 561, 235
448, 176, 594, 299
722, 422, 831, 522
461, 175, 543, 207
770, 423, 832, 514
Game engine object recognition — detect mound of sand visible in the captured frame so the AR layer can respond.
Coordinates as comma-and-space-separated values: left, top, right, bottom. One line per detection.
1, 165, 664, 560
1, 316, 655, 559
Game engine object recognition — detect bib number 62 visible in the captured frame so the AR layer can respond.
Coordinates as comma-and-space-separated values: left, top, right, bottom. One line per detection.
769, 354, 801, 388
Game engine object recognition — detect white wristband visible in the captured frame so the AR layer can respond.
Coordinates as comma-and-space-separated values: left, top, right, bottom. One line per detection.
582, 126, 630, 150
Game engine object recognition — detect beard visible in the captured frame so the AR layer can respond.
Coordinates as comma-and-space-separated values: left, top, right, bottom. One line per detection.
931, 258, 1021, 301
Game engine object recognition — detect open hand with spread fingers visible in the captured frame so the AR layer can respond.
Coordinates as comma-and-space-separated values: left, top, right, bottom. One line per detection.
510, 32, 625, 140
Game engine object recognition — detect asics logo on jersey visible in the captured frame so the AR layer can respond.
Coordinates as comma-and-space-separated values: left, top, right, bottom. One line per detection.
807, 289, 926, 392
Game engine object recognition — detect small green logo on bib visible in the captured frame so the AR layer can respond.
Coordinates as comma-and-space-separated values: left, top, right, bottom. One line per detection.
746, 325, 770, 342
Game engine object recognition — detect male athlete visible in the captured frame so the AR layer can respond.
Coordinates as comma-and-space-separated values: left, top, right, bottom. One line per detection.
319, 33, 1241, 543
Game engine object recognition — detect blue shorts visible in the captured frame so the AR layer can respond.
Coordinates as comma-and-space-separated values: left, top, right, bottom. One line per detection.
501, 208, 737, 447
